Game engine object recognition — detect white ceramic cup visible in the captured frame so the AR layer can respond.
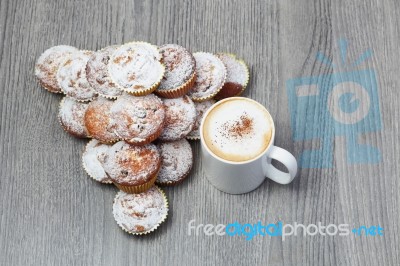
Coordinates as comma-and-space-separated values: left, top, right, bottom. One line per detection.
200, 97, 298, 194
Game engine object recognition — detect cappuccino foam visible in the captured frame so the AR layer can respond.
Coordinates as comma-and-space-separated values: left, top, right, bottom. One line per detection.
202, 98, 273, 162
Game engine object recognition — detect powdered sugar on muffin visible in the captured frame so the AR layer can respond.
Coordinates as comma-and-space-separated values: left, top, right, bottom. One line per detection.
82, 139, 112, 183
113, 187, 168, 234
101, 141, 161, 185
159, 96, 196, 141
57, 50, 98, 101
108, 42, 164, 95
187, 52, 226, 101
156, 139, 193, 185
58, 97, 90, 138
86, 46, 123, 98
216, 53, 248, 85
214, 53, 249, 100
187, 99, 216, 140
158, 44, 196, 91
35, 45, 78, 93
85, 97, 119, 143
109, 93, 165, 145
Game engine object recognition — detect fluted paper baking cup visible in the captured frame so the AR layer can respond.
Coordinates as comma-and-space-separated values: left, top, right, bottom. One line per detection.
155, 72, 197, 99
113, 186, 169, 235
112, 170, 159, 194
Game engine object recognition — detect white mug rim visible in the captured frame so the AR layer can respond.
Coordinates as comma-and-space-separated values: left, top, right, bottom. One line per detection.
199, 97, 276, 165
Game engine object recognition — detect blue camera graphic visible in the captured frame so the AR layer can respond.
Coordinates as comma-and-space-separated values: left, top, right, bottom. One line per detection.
286, 40, 382, 168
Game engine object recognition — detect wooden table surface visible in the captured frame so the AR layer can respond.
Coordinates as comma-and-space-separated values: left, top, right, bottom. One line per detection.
1, 0, 399, 265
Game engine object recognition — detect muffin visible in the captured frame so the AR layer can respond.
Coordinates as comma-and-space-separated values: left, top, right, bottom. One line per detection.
57, 50, 98, 101
155, 44, 196, 98
35, 45, 78, 93
113, 186, 168, 235
186, 99, 216, 140
82, 139, 112, 184
159, 96, 196, 141
108, 42, 165, 96
84, 97, 119, 143
58, 97, 90, 138
187, 52, 227, 102
85, 45, 123, 99
102, 141, 161, 193
109, 93, 165, 145
156, 139, 193, 186
214, 53, 249, 100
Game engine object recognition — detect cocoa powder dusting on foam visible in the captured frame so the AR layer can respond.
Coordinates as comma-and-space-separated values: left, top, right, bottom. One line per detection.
220, 112, 253, 139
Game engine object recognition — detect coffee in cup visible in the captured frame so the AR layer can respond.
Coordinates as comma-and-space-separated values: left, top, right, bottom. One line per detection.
202, 97, 273, 162
200, 97, 298, 194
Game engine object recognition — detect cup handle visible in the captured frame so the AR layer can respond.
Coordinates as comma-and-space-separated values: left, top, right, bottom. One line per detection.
263, 146, 298, 184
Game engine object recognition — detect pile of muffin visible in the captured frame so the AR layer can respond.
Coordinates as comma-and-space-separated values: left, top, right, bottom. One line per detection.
35, 42, 249, 235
